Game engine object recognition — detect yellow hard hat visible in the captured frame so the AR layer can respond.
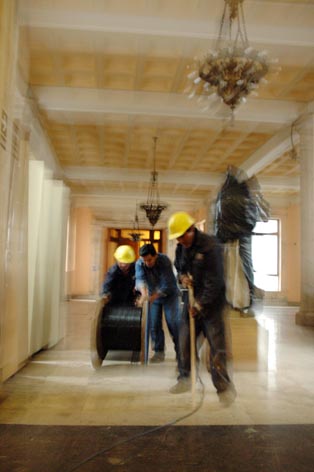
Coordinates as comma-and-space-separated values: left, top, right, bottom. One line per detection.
114, 245, 136, 263
167, 212, 195, 240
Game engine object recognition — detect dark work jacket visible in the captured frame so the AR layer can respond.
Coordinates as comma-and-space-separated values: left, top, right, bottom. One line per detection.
101, 263, 136, 306
174, 228, 225, 310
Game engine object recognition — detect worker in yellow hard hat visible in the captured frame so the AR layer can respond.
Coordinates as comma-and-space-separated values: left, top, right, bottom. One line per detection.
168, 211, 196, 241
100, 245, 138, 306
167, 211, 236, 403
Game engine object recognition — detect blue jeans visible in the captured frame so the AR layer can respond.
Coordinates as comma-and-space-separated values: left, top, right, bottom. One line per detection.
149, 294, 180, 355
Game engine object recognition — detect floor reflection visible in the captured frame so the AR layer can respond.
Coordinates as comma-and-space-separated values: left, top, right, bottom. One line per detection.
0, 301, 313, 427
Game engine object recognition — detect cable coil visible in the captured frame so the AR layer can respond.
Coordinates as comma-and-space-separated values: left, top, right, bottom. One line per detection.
91, 301, 145, 368
100, 305, 142, 353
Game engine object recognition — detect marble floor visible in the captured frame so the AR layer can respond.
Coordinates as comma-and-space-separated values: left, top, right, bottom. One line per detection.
0, 300, 314, 427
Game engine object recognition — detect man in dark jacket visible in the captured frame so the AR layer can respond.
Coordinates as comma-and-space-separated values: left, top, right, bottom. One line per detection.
168, 211, 236, 402
100, 245, 137, 306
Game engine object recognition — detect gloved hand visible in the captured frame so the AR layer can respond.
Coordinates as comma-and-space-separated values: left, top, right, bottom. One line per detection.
136, 295, 148, 307
190, 301, 202, 318
149, 293, 159, 303
181, 275, 193, 288
136, 286, 149, 307
190, 305, 200, 318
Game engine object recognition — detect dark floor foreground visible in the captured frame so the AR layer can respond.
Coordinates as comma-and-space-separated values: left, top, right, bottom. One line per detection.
0, 424, 313, 472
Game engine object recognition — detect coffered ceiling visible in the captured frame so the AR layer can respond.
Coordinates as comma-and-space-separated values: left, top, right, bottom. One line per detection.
17, 0, 314, 228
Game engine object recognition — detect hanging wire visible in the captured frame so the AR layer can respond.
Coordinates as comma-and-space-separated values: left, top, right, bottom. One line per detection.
216, 1, 228, 49
239, 1, 249, 45
140, 136, 167, 227
67, 378, 205, 472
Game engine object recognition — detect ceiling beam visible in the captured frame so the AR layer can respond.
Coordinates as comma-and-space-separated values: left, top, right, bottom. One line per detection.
18, 4, 314, 48
33, 86, 303, 125
65, 166, 299, 192
258, 175, 299, 191
64, 166, 223, 186
241, 126, 300, 177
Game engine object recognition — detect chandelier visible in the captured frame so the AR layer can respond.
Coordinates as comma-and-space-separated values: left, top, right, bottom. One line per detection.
186, 0, 277, 117
129, 205, 143, 242
140, 137, 167, 227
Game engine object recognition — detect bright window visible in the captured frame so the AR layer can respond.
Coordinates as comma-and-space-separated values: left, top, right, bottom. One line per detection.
252, 219, 280, 291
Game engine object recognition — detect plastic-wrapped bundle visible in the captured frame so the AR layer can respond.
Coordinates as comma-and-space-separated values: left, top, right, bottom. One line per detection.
214, 166, 270, 310
214, 166, 270, 242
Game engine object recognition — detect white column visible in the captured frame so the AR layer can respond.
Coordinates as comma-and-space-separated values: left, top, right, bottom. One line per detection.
296, 113, 314, 326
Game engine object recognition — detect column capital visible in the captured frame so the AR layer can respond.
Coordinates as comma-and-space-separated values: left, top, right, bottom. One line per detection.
294, 108, 314, 129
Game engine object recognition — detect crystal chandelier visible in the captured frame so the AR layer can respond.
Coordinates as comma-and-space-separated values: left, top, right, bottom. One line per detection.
140, 137, 167, 227
186, 0, 277, 117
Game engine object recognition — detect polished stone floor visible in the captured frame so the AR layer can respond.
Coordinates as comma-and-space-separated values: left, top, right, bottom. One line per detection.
1, 423, 314, 472
0, 300, 313, 427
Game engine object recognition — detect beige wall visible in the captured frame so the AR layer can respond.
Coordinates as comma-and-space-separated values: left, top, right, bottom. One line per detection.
0, 0, 21, 381
0, 1, 71, 381
69, 207, 93, 296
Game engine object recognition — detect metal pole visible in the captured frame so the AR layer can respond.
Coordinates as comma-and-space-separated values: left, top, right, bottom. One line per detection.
188, 281, 197, 398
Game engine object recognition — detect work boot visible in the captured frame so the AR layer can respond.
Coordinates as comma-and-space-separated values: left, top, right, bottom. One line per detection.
169, 377, 191, 394
217, 383, 237, 406
150, 351, 165, 363
240, 308, 255, 318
